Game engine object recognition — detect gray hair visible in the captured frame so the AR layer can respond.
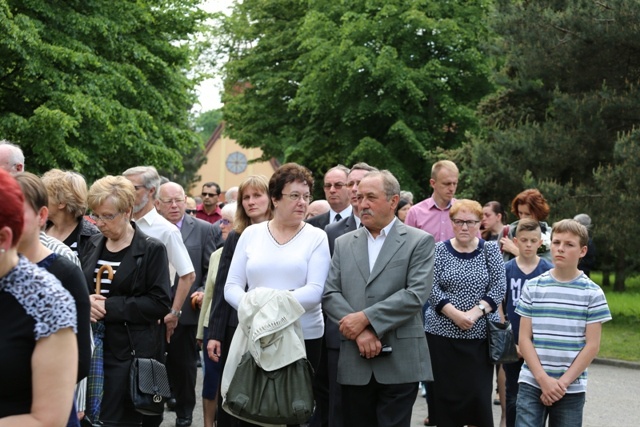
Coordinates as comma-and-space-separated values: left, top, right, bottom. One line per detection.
363, 170, 400, 200
0, 140, 25, 171
122, 166, 161, 198
225, 186, 239, 203
573, 213, 592, 229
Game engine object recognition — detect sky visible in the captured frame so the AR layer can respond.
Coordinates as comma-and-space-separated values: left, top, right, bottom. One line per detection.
193, 0, 235, 113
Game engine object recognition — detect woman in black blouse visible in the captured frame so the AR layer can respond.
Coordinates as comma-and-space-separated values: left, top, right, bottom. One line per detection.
81, 175, 171, 426
0, 169, 78, 424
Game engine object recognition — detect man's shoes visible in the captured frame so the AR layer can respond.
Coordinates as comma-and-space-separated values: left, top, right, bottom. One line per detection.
176, 417, 192, 427
166, 398, 177, 411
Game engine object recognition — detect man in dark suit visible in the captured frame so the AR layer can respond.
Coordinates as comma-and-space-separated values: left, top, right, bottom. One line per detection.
311, 163, 377, 427
323, 170, 435, 427
157, 182, 221, 427
307, 165, 352, 229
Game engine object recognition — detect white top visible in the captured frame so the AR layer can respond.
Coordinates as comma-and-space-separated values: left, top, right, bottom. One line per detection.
135, 208, 194, 279
363, 217, 397, 272
224, 221, 331, 339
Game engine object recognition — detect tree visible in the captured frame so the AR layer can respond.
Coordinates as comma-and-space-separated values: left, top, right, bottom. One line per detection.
461, 0, 640, 286
215, 0, 495, 198
0, 0, 210, 181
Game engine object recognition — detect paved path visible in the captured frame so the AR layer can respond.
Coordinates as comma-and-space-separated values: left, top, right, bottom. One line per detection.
161, 359, 640, 427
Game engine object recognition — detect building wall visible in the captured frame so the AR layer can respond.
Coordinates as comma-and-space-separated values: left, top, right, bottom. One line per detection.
189, 124, 277, 198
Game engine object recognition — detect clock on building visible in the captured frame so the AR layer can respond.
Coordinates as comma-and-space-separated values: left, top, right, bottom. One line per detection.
226, 151, 248, 174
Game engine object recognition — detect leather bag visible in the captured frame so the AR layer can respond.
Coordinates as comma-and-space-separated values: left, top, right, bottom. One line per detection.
486, 320, 520, 364
225, 351, 314, 424
125, 323, 171, 415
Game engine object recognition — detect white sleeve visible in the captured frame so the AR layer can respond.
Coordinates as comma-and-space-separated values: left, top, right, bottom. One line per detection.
289, 232, 330, 310
165, 228, 195, 277
224, 230, 250, 310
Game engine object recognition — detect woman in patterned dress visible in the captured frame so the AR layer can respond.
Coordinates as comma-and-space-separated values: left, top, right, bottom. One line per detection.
0, 168, 78, 424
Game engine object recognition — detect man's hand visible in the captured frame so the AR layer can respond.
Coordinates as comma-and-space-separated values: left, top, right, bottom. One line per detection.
207, 339, 222, 361
538, 375, 566, 406
164, 312, 179, 343
339, 311, 370, 340
355, 329, 382, 359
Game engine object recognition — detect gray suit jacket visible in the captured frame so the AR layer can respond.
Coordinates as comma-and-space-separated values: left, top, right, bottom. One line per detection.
323, 219, 434, 385
176, 215, 221, 325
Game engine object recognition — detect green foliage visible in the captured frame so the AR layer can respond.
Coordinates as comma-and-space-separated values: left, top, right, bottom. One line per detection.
195, 109, 223, 144
215, 0, 495, 199
0, 0, 210, 181
461, 1, 640, 284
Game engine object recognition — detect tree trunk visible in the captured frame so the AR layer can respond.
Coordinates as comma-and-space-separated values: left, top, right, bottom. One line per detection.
602, 270, 610, 287
613, 249, 626, 292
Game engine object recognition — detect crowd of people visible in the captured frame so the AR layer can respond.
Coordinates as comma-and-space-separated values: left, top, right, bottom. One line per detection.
0, 138, 611, 427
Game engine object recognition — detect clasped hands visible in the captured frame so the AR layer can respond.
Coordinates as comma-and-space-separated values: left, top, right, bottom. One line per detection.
449, 306, 483, 331
539, 376, 568, 406
339, 312, 381, 359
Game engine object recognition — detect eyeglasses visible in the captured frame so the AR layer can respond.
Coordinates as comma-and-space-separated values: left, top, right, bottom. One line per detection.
220, 218, 231, 226
90, 212, 123, 222
159, 198, 185, 205
281, 193, 313, 203
323, 182, 346, 190
185, 209, 196, 215
202, 192, 219, 198
451, 219, 481, 227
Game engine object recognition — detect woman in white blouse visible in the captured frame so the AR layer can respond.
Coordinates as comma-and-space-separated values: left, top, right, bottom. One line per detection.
224, 163, 331, 371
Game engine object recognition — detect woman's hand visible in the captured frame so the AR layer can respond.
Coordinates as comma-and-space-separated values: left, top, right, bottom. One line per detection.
89, 294, 106, 322
447, 307, 476, 331
500, 237, 519, 257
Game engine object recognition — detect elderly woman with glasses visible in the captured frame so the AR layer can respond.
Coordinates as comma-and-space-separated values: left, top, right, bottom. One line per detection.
224, 163, 331, 372
80, 175, 171, 426
424, 199, 506, 427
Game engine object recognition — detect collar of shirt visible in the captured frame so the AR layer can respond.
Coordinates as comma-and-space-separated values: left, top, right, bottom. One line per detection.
175, 216, 185, 230
427, 196, 454, 211
137, 207, 162, 226
364, 217, 397, 271
334, 205, 353, 222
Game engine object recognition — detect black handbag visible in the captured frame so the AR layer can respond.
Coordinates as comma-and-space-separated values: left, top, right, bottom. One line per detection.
126, 322, 171, 415
225, 351, 315, 424
486, 319, 519, 364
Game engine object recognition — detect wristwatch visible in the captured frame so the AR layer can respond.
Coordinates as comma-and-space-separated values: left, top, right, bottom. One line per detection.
477, 303, 487, 315
170, 308, 182, 318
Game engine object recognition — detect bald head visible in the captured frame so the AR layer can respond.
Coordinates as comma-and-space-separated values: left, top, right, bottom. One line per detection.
156, 182, 187, 224
305, 199, 330, 220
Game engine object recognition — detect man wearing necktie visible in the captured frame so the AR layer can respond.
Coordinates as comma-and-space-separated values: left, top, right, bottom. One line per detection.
307, 165, 352, 230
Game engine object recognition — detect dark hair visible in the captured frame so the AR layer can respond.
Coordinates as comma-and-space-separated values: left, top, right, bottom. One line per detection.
395, 198, 411, 216
484, 201, 506, 224
0, 169, 25, 245
14, 172, 49, 214
269, 163, 314, 203
511, 189, 550, 221
202, 181, 221, 195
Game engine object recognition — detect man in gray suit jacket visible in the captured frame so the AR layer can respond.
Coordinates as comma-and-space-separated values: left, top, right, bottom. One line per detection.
323, 170, 434, 427
157, 182, 221, 427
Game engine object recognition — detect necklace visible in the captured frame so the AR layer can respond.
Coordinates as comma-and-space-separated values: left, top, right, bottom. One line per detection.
267, 221, 306, 246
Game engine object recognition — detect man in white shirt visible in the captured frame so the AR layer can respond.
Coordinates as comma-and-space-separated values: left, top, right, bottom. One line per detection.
123, 166, 196, 427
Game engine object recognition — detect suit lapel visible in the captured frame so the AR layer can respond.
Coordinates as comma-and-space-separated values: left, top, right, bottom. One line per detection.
350, 229, 370, 283
109, 227, 148, 293
367, 220, 406, 285
180, 215, 194, 241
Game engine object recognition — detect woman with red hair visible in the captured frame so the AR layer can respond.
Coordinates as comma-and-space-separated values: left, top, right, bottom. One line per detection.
0, 169, 79, 424
501, 189, 552, 261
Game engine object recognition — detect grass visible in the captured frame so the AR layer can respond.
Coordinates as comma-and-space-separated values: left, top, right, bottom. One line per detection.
590, 272, 640, 362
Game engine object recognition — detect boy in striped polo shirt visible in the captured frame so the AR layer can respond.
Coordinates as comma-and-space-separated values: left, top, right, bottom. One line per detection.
514, 219, 611, 427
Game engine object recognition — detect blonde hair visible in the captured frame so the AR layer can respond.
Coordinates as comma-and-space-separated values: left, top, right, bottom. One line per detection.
41, 168, 89, 218
552, 219, 589, 247
449, 199, 482, 219
88, 175, 136, 214
431, 160, 459, 180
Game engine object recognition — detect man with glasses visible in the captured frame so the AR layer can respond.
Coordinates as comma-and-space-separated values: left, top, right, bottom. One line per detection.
122, 166, 195, 427
307, 165, 352, 230
196, 182, 222, 224
156, 182, 221, 427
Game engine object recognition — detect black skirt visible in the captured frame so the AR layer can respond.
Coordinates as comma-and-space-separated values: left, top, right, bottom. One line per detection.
426, 333, 494, 427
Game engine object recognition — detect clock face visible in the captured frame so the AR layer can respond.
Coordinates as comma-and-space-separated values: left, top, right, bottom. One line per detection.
226, 151, 248, 174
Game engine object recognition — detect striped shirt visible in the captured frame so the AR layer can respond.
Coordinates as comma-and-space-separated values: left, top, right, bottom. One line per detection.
515, 271, 612, 393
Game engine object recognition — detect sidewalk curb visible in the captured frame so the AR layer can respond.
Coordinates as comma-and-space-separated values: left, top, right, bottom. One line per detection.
593, 357, 640, 370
